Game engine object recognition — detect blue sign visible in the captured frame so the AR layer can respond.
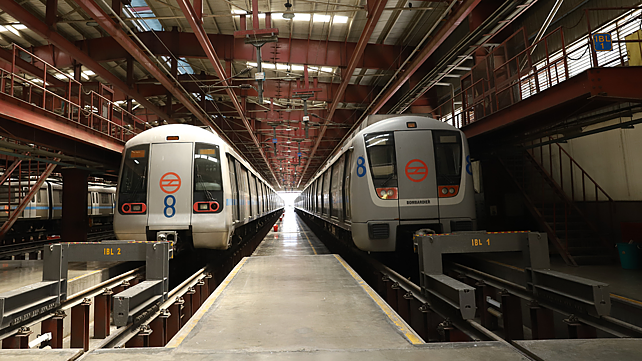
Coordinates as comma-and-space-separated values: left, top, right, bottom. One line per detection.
593, 33, 612, 51
272, 138, 277, 143
356, 156, 366, 177
298, 152, 302, 157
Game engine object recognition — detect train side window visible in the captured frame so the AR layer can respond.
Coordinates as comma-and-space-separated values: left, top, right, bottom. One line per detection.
100, 193, 110, 204
343, 150, 352, 221
364, 132, 397, 187
227, 156, 239, 221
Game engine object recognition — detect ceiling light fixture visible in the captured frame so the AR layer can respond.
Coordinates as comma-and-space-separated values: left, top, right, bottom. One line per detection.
283, 0, 295, 19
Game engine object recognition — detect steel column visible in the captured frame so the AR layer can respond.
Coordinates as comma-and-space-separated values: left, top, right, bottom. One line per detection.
70, 298, 91, 351
530, 302, 555, 340
41, 312, 66, 348
501, 291, 524, 341
94, 290, 112, 339
2, 0, 172, 122
149, 310, 170, 347
175, 0, 278, 185
46, 0, 59, 28
166, 300, 183, 340
61, 168, 89, 242
2, 327, 31, 349
297, 0, 386, 187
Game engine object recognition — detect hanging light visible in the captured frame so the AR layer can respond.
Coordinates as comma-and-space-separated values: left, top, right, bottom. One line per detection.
283, 0, 295, 19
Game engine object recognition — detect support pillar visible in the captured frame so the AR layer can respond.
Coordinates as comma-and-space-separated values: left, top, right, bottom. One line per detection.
41, 311, 66, 348
125, 325, 152, 348
70, 298, 91, 351
149, 309, 170, 347
45, 0, 58, 29
94, 290, 113, 339
61, 168, 89, 242
501, 291, 524, 341
529, 302, 555, 339
112, 0, 122, 16
565, 315, 597, 339
2, 327, 32, 349
166, 299, 183, 341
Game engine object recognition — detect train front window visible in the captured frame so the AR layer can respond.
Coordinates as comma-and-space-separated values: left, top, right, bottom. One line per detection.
119, 144, 149, 195
433, 131, 462, 185
364, 132, 397, 187
193, 143, 223, 208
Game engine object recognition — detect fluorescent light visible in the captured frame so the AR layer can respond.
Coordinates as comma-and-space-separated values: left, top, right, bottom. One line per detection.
313, 14, 331, 22
0, 26, 7, 32
231, 9, 247, 14
258, 14, 266, 19
334, 16, 349, 24
291, 65, 304, 71
81, 72, 89, 80
13, 24, 27, 30
308, 66, 319, 71
321, 67, 333, 73
84, 70, 95, 76
293, 13, 310, 21
6, 26, 20, 36
54, 73, 68, 80
276, 63, 289, 70
262, 63, 276, 69
247, 62, 257, 67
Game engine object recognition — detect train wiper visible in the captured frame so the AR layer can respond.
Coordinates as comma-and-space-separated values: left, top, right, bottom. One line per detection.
380, 173, 396, 187
196, 173, 214, 201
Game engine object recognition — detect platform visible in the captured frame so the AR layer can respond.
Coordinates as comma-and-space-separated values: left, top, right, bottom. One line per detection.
78, 211, 528, 361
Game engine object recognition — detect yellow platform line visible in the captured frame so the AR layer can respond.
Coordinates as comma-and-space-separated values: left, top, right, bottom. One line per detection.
166, 257, 249, 348
295, 216, 317, 255
333, 254, 424, 345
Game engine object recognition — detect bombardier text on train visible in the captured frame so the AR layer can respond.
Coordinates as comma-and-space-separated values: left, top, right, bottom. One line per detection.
295, 115, 476, 252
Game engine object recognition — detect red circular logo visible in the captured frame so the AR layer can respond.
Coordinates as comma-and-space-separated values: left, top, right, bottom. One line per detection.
405, 159, 428, 182
160, 172, 181, 194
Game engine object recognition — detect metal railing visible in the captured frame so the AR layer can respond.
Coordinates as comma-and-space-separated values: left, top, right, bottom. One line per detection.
433, 6, 642, 128
527, 138, 616, 240
0, 44, 149, 143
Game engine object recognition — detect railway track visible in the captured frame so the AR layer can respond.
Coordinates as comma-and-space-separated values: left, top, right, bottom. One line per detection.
296, 211, 642, 359
0, 212, 280, 350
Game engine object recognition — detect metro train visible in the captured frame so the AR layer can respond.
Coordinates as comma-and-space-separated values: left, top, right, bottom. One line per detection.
114, 124, 284, 250
0, 178, 116, 234
295, 115, 476, 252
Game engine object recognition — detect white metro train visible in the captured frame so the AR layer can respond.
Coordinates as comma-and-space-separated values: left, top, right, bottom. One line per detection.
114, 124, 284, 250
295, 115, 476, 252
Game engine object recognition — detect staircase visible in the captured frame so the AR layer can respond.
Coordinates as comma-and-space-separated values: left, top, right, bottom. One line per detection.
499, 148, 616, 266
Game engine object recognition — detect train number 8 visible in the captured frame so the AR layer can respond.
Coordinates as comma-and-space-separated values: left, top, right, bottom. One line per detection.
356, 156, 366, 177
164, 195, 176, 218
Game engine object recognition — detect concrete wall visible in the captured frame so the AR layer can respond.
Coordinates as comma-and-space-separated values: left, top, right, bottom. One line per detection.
532, 114, 642, 202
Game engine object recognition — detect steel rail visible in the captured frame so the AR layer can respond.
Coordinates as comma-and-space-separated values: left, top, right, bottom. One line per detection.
0, 266, 144, 341
449, 261, 640, 338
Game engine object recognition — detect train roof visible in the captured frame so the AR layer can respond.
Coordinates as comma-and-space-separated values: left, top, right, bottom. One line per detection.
124, 124, 220, 148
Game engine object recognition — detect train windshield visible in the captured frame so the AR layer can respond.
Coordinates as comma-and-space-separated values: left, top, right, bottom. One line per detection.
194, 143, 223, 203
432, 130, 462, 185
364, 132, 397, 187
119, 144, 149, 195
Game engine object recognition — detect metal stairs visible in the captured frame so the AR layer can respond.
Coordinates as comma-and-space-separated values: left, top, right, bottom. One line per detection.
499, 150, 616, 266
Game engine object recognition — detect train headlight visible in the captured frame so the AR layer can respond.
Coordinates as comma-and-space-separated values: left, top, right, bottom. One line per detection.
199, 203, 209, 210
449, 187, 455, 194
132, 204, 142, 212
441, 188, 448, 195
375, 187, 397, 200
438, 186, 459, 198
380, 190, 387, 197
123, 204, 130, 212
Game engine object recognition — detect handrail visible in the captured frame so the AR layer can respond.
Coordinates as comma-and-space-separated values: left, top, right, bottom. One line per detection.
1, 44, 149, 143
432, 7, 642, 128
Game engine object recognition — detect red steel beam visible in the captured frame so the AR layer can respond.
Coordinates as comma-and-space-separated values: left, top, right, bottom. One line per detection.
369, 0, 481, 114
296, 0, 387, 187
2, 0, 173, 122
175, 0, 278, 186
70, 0, 210, 125
30, 32, 408, 72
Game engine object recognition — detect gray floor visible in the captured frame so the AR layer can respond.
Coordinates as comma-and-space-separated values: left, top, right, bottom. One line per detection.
0, 349, 82, 361
252, 210, 328, 256
516, 338, 642, 361
80, 211, 529, 360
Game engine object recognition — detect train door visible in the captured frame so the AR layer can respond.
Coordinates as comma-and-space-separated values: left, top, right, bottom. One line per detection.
23, 186, 37, 218
394, 130, 439, 220
147, 143, 193, 229
227, 156, 239, 222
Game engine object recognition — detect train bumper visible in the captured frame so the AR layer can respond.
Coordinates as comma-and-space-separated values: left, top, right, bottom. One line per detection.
351, 221, 397, 252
